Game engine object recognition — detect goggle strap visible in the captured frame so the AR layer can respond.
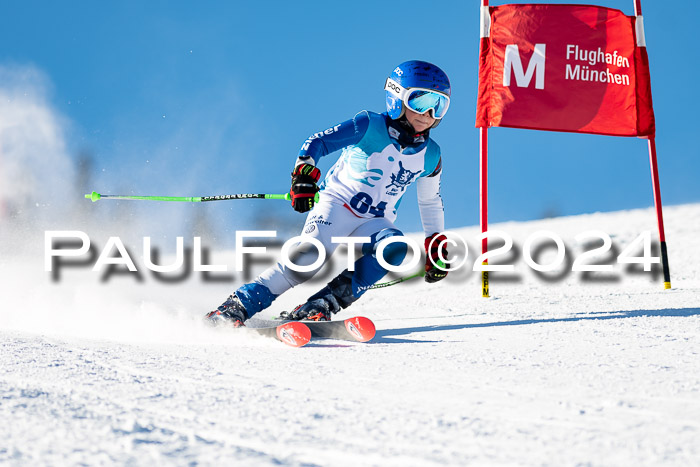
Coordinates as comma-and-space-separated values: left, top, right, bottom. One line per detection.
384, 77, 405, 98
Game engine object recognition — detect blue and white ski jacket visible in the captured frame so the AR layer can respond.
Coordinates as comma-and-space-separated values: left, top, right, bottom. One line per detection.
295, 110, 444, 236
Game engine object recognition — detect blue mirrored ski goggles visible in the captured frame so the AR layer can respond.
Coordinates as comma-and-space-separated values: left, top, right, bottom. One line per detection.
385, 77, 451, 119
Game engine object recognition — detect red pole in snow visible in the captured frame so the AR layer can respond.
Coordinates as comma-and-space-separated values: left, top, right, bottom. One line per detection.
480, 128, 489, 297
480, 0, 490, 297
634, 0, 671, 288
647, 138, 671, 288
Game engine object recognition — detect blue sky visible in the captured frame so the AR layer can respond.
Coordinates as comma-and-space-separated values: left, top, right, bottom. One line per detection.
1, 0, 697, 237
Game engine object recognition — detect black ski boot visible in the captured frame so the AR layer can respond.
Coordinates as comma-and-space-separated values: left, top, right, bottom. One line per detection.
205, 294, 249, 327
282, 270, 359, 321
284, 296, 339, 321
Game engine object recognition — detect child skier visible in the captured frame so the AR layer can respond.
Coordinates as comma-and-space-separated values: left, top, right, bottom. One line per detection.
206, 60, 451, 325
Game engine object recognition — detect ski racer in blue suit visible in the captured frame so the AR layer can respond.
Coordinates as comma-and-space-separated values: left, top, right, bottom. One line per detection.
206, 60, 452, 326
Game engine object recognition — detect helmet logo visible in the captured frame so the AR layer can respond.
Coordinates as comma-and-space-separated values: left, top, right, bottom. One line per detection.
385, 78, 403, 96
394, 67, 403, 76
387, 81, 401, 94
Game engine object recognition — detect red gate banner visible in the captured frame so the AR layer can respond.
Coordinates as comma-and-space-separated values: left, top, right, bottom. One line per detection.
476, 4, 655, 137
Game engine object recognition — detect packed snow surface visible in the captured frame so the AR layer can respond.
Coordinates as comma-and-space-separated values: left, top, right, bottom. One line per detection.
1, 204, 699, 465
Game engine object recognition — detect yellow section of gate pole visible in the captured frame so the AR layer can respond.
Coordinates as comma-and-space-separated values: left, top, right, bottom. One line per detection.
482, 263, 489, 298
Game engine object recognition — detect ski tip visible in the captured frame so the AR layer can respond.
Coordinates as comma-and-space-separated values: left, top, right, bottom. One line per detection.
276, 321, 311, 347
345, 316, 376, 342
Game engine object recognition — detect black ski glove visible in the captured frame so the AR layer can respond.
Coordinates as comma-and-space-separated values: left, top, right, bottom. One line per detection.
424, 233, 449, 283
290, 163, 321, 213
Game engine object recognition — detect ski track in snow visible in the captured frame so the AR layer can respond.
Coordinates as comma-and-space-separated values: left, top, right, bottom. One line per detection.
1, 204, 699, 466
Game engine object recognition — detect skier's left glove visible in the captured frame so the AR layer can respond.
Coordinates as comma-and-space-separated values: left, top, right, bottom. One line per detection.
290, 163, 321, 213
424, 233, 449, 283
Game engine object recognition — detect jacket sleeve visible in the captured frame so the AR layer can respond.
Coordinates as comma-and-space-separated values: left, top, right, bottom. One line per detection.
416, 158, 445, 236
295, 111, 371, 167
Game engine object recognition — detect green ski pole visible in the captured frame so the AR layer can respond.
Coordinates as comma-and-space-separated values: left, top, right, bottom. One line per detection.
370, 260, 446, 289
85, 191, 319, 203
369, 270, 424, 289
86, 189, 444, 290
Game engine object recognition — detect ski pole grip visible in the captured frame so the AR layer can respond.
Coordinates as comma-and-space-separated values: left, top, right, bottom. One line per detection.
276, 193, 320, 202
421, 260, 447, 277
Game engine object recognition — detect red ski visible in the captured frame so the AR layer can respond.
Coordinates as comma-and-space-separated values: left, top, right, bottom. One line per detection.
247, 321, 311, 348
303, 316, 376, 342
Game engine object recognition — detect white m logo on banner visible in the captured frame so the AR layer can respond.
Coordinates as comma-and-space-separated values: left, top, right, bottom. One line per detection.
503, 44, 546, 89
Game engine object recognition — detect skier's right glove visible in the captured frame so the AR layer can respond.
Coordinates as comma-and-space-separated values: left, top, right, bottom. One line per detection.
424, 233, 449, 283
290, 163, 321, 213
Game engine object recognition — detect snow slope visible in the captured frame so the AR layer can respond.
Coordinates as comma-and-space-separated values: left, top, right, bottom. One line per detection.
1, 204, 699, 466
